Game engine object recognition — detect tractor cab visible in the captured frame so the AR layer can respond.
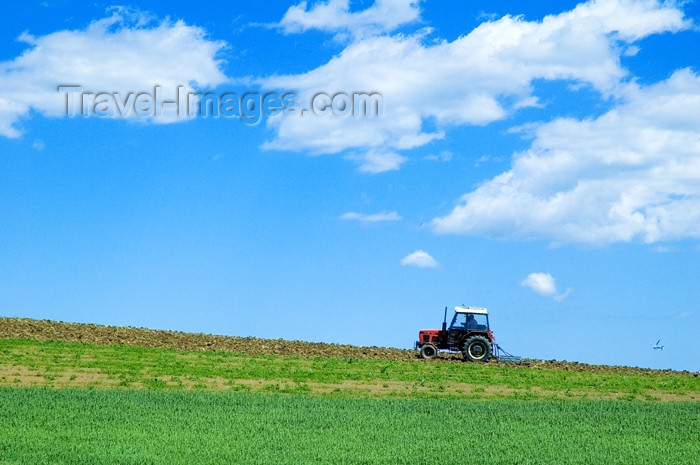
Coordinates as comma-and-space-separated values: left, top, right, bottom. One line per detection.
416, 306, 494, 362
447, 306, 489, 345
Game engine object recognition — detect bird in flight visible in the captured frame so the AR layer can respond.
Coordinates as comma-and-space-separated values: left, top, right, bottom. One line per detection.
651, 339, 664, 350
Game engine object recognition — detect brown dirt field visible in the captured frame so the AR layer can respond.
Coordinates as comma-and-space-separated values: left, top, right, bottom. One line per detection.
0, 317, 693, 376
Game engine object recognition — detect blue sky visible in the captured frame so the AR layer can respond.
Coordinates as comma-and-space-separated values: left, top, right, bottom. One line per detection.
1, 0, 698, 371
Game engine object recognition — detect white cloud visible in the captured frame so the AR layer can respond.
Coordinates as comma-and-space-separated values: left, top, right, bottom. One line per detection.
345, 149, 408, 173
0, 7, 227, 138
424, 150, 453, 162
433, 69, 700, 244
277, 0, 421, 38
674, 311, 695, 319
340, 211, 402, 222
521, 272, 571, 301
400, 250, 438, 268
261, 0, 689, 172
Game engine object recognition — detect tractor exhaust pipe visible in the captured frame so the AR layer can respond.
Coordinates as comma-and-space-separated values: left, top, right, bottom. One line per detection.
442, 306, 447, 333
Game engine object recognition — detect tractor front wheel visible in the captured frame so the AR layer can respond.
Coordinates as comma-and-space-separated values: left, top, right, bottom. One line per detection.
419, 343, 438, 359
462, 336, 492, 362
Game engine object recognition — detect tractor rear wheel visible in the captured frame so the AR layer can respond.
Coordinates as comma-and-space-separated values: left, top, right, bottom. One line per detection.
419, 343, 438, 359
462, 336, 492, 362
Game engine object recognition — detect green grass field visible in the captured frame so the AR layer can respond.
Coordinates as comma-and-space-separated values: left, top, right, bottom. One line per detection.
2, 338, 699, 400
1, 337, 699, 464
1, 388, 698, 465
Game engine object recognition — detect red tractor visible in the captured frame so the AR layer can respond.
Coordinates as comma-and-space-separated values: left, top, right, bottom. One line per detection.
415, 306, 494, 362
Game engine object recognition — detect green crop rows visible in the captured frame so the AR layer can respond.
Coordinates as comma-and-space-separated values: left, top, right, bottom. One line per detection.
2, 338, 699, 400
0, 388, 698, 465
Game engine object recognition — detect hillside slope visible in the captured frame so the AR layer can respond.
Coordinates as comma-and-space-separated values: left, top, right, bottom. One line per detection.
0, 317, 694, 375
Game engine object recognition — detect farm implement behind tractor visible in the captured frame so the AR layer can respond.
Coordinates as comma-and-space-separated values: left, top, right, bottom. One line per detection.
415, 306, 526, 364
